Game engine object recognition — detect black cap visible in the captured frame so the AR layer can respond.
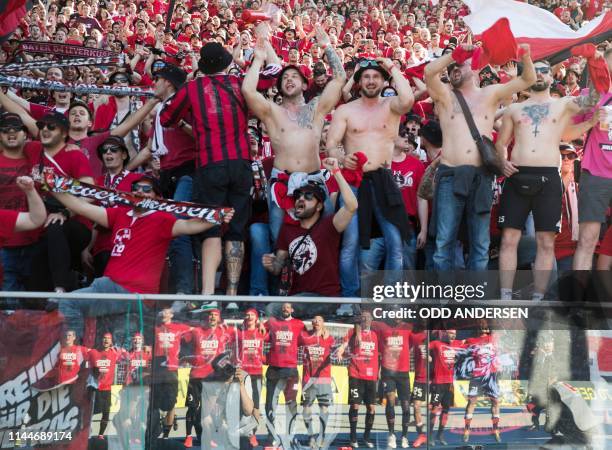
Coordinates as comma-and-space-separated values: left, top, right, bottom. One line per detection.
294, 181, 326, 203
153, 63, 187, 90
0, 112, 25, 130
97, 135, 130, 162
405, 113, 422, 124
353, 59, 390, 83
198, 42, 233, 74
37, 111, 69, 131
276, 65, 309, 94
419, 120, 442, 148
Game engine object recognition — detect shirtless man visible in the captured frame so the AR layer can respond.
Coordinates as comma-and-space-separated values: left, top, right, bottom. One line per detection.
496, 60, 601, 300
423, 44, 536, 270
242, 27, 346, 241
326, 59, 414, 297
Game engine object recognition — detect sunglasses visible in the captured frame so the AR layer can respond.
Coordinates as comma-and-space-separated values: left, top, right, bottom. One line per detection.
358, 59, 380, 68
101, 146, 122, 154
561, 152, 577, 160
36, 122, 59, 131
535, 67, 550, 74
293, 190, 317, 201
113, 76, 129, 83
131, 183, 154, 193
0, 126, 22, 133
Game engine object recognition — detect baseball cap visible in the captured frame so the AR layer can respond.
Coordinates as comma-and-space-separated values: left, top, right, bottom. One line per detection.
37, 111, 70, 131
153, 63, 187, 90
294, 181, 327, 203
0, 112, 25, 131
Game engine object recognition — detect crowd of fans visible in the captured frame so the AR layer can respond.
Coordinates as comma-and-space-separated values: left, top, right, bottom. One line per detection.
0, 0, 610, 315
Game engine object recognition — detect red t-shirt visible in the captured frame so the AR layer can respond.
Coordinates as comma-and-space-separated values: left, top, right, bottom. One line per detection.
238, 327, 267, 376
154, 322, 191, 370
0, 151, 39, 246
89, 348, 123, 391
392, 154, 425, 217
103, 207, 177, 293
464, 334, 498, 377
410, 331, 427, 383
430, 339, 463, 384
343, 328, 379, 381
276, 216, 342, 297
187, 326, 230, 379
92, 171, 142, 256
126, 349, 152, 385
57, 344, 89, 384
265, 316, 305, 368
299, 332, 334, 384
372, 321, 412, 373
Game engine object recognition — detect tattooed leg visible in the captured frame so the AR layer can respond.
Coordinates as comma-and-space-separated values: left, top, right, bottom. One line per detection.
225, 240, 244, 296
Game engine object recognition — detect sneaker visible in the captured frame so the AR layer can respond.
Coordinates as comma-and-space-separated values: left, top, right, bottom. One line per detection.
462, 429, 470, 443
364, 439, 375, 448
248, 434, 258, 447
388, 433, 397, 449
493, 429, 501, 442
436, 434, 448, 446
401, 435, 409, 448
412, 433, 427, 447
184, 436, 193, 448
226, 302, 239, 310
528, 424, 539, 431
336, 303, 354, 316
350, 441, 359, 448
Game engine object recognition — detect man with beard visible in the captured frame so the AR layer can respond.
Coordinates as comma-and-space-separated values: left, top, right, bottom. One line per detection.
428, 329, 464, 446
242, 27, 346, 242
262, 158, 357, 298
495, 60, 601, 301
326, 58, 414, 297
461, 320, 501, 443
423, 44, 536, 270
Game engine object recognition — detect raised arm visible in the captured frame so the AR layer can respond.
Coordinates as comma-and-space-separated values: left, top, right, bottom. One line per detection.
324, 158, 358, 232
51, 191, 109, 228
0, 90, 38, 136
378, 58, 414, 115
171, 210, 234, 237
111, 97, 160, 138
241, 37, 273, 121
315, 28, 347, 117
489, 44, 536, 104
423, 51, 453, 106
14, 177, 46, 231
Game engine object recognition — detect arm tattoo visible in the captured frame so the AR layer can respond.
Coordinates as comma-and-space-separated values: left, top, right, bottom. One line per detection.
324, 45, 346, 80
572, 82, 601, 111
224, 241, 244, 294
296, 101, 317, 129
272, 253, 287, 274
521, 103, 550, 138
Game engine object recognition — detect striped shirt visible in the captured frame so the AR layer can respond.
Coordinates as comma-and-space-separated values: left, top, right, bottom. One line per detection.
160, 74, 251, 167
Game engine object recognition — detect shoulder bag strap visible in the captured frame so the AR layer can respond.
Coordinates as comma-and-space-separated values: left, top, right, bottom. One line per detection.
453, 88, 483, 144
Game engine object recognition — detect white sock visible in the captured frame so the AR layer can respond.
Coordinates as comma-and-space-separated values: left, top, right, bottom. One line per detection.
500, 288, 513, 300
532, 292, 544, 301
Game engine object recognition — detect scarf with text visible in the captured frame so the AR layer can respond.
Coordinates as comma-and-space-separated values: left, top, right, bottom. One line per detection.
20, 40, 117, 58
0, 55, 125, 73
0, 74, 155, 96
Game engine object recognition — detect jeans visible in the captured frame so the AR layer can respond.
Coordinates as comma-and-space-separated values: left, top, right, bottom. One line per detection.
433, 175, 491, 270
402, 234, 418, 270
340, 185, 403, 297
59, 276, 130, 337
1, 245, 35, 292
168, 175, 195, 294
249, 222, 272, 295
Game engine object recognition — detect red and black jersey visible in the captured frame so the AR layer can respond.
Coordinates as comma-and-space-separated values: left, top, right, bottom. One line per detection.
57, 344, 89, 384
154, 322, 191, 371
430, 339, 464, 384
238, 327, 267, 376
410, 331, 428, 383
265, 316, 305, 368
126, 349, 152, 385
159, 74, 251, 168
89, 347, 124, 391
372, 321, 412, 372
187, 326, 231, 379
344, 328, 379, 381
299, 332, 334, 384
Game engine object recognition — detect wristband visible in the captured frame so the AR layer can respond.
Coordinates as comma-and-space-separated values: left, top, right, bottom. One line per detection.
331, 168, 341, 176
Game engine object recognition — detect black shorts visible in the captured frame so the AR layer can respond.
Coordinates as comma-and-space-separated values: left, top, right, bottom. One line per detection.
349, 378, 377, 405
431, 383, 454, 409
411, 381, 427, 402
151, 358, 179, 411
193, 159, 253, 241
498, 167, 562, 232
186, 377, 202, 409
93, 390, 111, 415
382, 369, 411, 401
265, 366, 299, 403
250, 374, 262, 408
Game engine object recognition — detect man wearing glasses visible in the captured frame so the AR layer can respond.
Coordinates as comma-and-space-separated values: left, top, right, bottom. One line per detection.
47, 174, 234, 337
495, 59, 602, 301
326, 58, 414, 297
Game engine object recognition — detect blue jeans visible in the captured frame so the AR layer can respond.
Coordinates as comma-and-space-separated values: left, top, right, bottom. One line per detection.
340, 185, 404, 297
249, 222, 272, 295
59, 276, 130, 337
433, 175, 491, 270
168, 175, 195, 294
1, 245, 35, 292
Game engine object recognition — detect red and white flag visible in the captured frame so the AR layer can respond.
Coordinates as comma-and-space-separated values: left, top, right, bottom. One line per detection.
462, 0, 612, 64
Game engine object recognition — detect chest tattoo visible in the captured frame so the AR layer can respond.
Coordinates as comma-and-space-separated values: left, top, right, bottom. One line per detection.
521, 103, 550, 138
